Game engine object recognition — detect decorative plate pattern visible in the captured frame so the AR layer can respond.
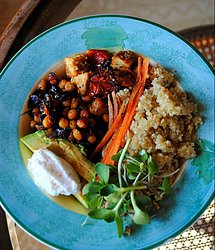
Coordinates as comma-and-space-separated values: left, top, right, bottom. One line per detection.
0, 15, 214, 250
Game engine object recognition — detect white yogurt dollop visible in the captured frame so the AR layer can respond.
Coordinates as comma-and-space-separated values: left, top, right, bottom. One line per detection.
27, 148, 81, 196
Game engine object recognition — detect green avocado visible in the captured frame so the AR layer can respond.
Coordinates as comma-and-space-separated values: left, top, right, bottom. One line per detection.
20, 131, 48, 152
20, 131, 95, 208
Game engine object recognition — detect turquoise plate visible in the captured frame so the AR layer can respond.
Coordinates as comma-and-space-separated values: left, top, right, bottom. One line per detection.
0, 15, 214, 250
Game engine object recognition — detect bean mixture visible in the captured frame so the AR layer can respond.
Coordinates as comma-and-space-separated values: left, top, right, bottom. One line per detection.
27, 50, 138, 156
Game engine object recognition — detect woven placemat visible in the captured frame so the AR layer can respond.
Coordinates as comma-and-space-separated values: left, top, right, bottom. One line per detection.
6, 25, 215, 250
179, 25, 214, 68
155, 201, 214, 250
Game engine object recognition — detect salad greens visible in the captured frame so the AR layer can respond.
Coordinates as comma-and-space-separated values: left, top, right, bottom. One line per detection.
82, 139, 172, 237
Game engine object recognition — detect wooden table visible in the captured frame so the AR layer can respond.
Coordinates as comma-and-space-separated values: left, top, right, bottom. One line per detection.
0, 1, 214, 249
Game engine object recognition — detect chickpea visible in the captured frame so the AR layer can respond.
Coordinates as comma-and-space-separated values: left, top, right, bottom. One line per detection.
62, 107, 70, 117
69, 120, 77, 129
58, 118, 69, 128
102, 114, 109, 123
34, 114, 40, 123
80, 109, 89, 119
38, 79, 47, 90
59, 79, 67, 89
42, 115, 53, 128
65, 81, 75, 91
82, 95, 92, 102
71, 98, 79, 108
73, 129, 82, 141
30, 120, 37, 128
87, 134, 96, 144
32, 107, 39, 115
62, 99, 71, 107
88, 118, 96, 127
77, 118, 88, 129
68, 109, 78, 120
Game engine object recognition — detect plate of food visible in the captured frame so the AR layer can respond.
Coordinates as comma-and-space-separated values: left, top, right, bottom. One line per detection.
0, 15, 214, 250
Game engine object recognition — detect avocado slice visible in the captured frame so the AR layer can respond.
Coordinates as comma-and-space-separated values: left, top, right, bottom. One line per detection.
20, 131, 48, 152
20, 131, 94, 208
46, 141, 94, 182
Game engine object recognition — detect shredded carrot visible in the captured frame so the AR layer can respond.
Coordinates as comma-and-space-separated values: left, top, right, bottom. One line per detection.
107, 94, 114, 128
93, 101, 126, 156
136, 56, 143, 83
112, 90, 118, 120
102, 57, 149, 165
101, 131, 118, 164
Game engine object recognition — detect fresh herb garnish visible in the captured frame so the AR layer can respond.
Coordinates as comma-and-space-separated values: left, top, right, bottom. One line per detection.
83, 139, 174, 237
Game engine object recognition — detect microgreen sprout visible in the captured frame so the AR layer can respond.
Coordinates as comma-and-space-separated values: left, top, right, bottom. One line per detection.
82, 139, 176, 237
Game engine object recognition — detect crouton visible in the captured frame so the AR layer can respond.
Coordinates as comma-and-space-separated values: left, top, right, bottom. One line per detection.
111, 50, 135, 69
89, 98, 107, 116
64, 54, 89, 78
73, 72, 90, 95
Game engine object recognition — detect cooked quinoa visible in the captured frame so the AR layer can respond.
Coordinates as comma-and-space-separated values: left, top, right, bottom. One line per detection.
127, 66, 202, 176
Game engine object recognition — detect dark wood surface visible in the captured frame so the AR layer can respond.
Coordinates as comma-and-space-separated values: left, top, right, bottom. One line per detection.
0, 0, 214, 249
0, 207, 12, 250
0, 0, 82, 70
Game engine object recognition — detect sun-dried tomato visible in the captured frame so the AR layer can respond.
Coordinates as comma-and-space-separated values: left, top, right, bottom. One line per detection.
89, 71, 114, 96
86, 49, 111, 66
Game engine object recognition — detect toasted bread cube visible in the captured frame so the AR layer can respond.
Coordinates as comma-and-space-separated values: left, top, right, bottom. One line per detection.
73, 72, 90, 95
64, 54, 88, 78
111, 50, 135, 69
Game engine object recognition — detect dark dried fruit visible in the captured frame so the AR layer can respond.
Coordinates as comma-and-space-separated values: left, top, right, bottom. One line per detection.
86, 49, 111, 66
48, 72, 58, 85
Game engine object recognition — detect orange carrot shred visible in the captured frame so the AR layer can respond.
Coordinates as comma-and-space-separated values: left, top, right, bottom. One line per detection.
107, 94, 114, 129
112, 90, 118, 120
102, 57, 149, 165
93, 101, 126, 156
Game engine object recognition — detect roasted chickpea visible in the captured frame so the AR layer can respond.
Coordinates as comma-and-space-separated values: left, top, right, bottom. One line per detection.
62, 99, 71, 107
71, 98, 79, 108
42, 115, 53, 128
34, 114, 40, 123
59, 118, 69, 128
68, 109, 79, 120
38, 79, 47, 90
87, 134, 96, 144
82, 95, 92, 102
32, 107, 39, 115
102, 114, 109, 123
30, 120, 37, 128
77, 118, 88, 129
59, 79, 67, 89
69, 120, 77, 129
65, 81, 75, 91
73, 129, 82, 141
80, 109, 89, 119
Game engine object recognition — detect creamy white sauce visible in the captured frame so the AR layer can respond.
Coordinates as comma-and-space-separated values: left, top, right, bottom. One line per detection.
27, 148, 81, 196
